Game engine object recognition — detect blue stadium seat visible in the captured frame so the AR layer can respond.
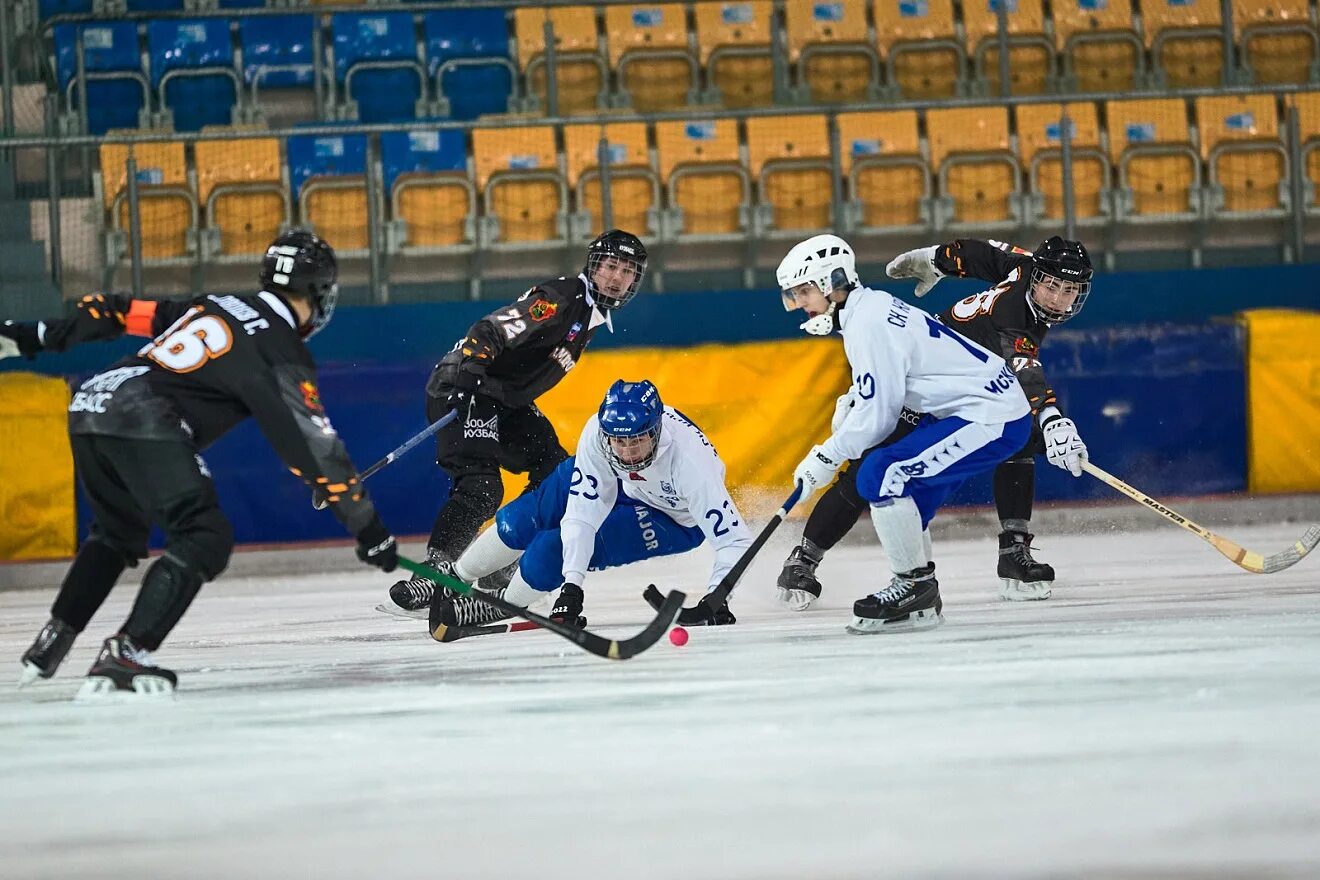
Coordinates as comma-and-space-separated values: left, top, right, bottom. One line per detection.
423, 9, 514, 120
381, 128, 467, 192
127, 0, 187, 10
147, 18, 239, 132
218, 0, 268, 8
39, 0, 94, 20
240, 15, 315, 91
332, 12, 425, 123
287, 131, 367, 200
54, 22, 147, 134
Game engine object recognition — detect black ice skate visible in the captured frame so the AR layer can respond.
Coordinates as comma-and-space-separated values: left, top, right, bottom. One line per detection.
997, 531, 1055, 601
429, 586, 514, 641
847, 564, 943, 634
19, 618, 77, 687
76, 634, 177, 700
548, 583, 588, 629
776, 546, 823, 611
379, 550, 456, 618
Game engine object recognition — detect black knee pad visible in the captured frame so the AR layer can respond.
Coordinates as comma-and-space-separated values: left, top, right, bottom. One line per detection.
525, 447, 569, 489
122, 553, 207, 651
159, 492, 233, 581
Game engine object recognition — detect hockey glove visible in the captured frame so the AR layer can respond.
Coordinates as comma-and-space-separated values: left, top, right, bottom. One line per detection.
0, 321, 42, 360
885, 246, 943, 297
1040, 409, 1088, 477
549, 582, 587, 628
642, 585, 736, 626
831, 388, 857, 433
446, 368, 483, 412
793, 445, 842, 499
355, 519, 399, 572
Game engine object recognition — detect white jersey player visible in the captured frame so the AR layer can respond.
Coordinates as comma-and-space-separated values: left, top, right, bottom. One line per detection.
429, 379, 752, 633
780, 234, 1033, 633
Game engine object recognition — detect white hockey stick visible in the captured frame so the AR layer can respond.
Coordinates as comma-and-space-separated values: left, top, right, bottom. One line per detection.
1083, 461, 1320, 575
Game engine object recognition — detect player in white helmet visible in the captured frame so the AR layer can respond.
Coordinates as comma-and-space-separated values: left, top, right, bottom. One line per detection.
776, 234, 1034, 633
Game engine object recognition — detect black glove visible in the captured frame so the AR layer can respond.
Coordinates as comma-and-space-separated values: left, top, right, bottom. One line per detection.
642, 585, 737, 626
355, 518, 398, 573
446, 369, 482, 412
549, 582, 587, 628
0, 321, 43, 361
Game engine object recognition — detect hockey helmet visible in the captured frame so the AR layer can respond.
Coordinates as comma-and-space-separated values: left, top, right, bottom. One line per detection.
597, 379, 663, 473
260, 228, 339, 339
584, 229, 648, 311
1029, 236, 1092, 324
776, 234, 859, 310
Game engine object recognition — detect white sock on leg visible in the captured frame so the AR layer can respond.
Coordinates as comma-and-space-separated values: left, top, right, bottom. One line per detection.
501, 570, 550, 609
455, 526, 522, 582
870, 496, 927, 574
922, 529, 933, 565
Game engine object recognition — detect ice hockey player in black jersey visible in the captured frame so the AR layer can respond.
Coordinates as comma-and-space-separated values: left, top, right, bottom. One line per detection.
1, 230, 399, 698
775, 236, 1092, 608
385, 229, 649, 616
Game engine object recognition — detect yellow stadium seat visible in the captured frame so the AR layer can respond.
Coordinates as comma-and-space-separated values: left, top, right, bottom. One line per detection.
393, 180, 473, 249
563, 121, 658, 238
515, 6, 606, 115
1195, 93, 1286, 214
873, 0, 964, 99
194, 137, 288, 259
784, 0, 878, 103
1015, 103, 1109, 222
1106, 97, 1201, 219
1234, 0, 1318, 86
303, 185, 368, 251
472, 125, 566, 245
1286, 92, 1320, 212
926, 106, 1019, 226
961, 0, 1054, 95
745, 114, 833, 233
99, 140, 196, 262
655, 118, 748, 237
606, 5, 698, 112
694, 1, 775, 108
836, 109, 929, 229
1139, 0, 1224, 88
1052, 0, 1143, 92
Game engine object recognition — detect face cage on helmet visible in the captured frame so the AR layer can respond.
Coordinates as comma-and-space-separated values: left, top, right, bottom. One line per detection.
587, 252, 647, 310
597, 421, 662, 473
300, 283, 339, 340
1028, 266, 1090, 324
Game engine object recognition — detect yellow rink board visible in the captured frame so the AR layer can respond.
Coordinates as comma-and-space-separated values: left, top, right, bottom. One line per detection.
1243, 309, 1320, 494
0, 372, 76, 560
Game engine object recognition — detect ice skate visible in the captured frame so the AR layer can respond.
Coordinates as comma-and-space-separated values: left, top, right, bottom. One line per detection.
429, 586, 514, 641
776, 546, 823, 611
847, 564, 943, 634
997, 531, 1054, 601
19, 618, 77, 688
75, 634, 177, 701
378, 550, 456, 618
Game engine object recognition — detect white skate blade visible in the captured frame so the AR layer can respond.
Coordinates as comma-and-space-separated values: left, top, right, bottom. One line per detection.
846, 608, 944, 635
17, 662, 43, 689
998, 578, 1053, 602
74, 674, 175, 703
375, 603, 427, 620
777, 587, 818, 612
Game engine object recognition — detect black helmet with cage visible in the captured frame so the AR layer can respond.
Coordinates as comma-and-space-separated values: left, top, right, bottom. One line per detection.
260, 228, 339, 339
583, 229, 648, 311
1029, 236, 1093, 324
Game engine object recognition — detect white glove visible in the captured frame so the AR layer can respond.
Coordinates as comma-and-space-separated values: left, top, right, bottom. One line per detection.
793, 444, 842, 498
830, 388, 856, 433
1041, 412, 1088, 477
885, 245, 943, 297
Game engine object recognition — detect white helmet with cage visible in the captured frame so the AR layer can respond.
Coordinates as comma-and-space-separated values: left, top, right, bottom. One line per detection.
776, 234, 860, 335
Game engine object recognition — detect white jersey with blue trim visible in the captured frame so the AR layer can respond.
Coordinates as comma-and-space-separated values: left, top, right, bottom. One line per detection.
560, 407, 752, 593
822, 286, 1031, 464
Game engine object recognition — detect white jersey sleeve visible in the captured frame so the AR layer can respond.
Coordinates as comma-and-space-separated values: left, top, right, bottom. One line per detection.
666, 415, 753, 592
559, 416, 618, 587
820, 293, 914, 463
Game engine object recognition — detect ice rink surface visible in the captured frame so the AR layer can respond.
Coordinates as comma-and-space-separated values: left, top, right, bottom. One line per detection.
3, 523, 1320, 880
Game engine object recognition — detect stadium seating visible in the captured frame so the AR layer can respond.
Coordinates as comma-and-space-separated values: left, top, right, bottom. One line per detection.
1051, 0, 1143, 92
239, 15, 317, 124
1139, 0, 1224, 88
127, 0, 186, 9
515, 6, 607, 116
961, 0, 1054, 95
655, 118, 748, 237
1286, 92, 1320, 212
288, 131, 370, 251
694, 1, 775, 108
1195, 94, 1287, 215
783, 0, 879, 104
38, 0, 94, 18
54, 22, 148, 135
332, 12, 426, 123
1015, 102, 1110, 223
423, 9, 516, 121
926, 105, 1019, 227
1234, 0, 1319, 86
146, 19, 240, 132
835, 109, 929, 230
195, 135, 289, 260
99, 140, 196, 262
562, 121, 658, 240
382, 129, 474, 251
1106, 97, 1201, 220
873, 0, 965, 100
746, 114, 834, 234
470, 126, 566, 246
605, 4, 698, 112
